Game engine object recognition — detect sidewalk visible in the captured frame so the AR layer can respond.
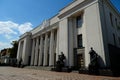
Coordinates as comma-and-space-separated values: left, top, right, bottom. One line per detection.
0, 66, 119, 80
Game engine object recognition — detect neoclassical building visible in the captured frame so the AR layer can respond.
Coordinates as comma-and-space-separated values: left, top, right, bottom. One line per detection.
17, 0, 120, 70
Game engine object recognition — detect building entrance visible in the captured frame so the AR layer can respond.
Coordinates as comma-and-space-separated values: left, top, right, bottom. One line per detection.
77, 54, 84, 68
74, 48, 85, 69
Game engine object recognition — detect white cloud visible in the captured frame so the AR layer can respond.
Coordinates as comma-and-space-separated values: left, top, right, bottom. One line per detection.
0, 21, 33, 50
18, 22, 33, 34
0, 21, 18, 35
0, 42, 12, 50
0, 21, 33, 39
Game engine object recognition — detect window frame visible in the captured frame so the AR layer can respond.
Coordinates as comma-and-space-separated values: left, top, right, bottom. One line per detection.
110, 12, 113, 27
76, 15, 82, 28
77, 34, 83, 48
113, 33, 116, 46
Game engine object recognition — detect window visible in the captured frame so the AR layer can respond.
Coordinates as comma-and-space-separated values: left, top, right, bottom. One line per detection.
77, 34, 83, 48
110, 13, 113, 27
76, 15, 82, 28
119, 37, 120, 45
118, 22, 120, 30
113, 34, 116, 46
115, 18, 117, 28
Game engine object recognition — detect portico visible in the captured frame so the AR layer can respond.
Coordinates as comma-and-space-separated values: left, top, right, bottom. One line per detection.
30, 28, 58, 67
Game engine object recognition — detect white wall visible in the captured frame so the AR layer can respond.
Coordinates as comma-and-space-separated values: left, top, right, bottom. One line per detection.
97, 0, 120, 67
84, 2, 106, 67
23, 35, 32, 65
59, 18, 69, 66
68, 18, 74, 67
98, 0, 111, 67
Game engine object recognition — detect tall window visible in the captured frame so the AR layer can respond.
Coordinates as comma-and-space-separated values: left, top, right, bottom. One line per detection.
110, 13, 113, 27
113, 33, 116, 46
77, 34, 83, 48
76, 15, 82, 28
115, 18, 117, 27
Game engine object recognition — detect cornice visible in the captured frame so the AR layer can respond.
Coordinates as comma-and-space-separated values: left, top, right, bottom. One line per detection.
32, 22, 59, 38
19, 32, 32, 41
58, 0, 97, 19
103, 0, 120, 18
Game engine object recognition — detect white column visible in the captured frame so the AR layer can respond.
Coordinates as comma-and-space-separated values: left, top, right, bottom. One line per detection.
22, 39, 27, 65
17, 41, 21, 60
20, 41, 24, 61
34, 37, 39, 66
38, 35, 43, 66
68, 18, 74, 67
43, 33, 48, 66
54, 30, 57, 65
59, 18, 69, 66
56, 29, 59, 61
30, 39, 35, 65
49, 30, 54, 66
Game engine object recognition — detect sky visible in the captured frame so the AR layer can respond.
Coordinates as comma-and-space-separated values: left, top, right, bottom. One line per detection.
0, 0, 120, 50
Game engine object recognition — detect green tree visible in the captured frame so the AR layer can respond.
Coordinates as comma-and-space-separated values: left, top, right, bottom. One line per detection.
10, 41, 18, 58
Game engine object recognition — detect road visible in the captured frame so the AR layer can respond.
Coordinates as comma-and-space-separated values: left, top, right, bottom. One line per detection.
0, 66, 119, 80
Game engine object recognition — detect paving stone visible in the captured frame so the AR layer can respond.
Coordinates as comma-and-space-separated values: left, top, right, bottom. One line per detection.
0, 67, 119, 80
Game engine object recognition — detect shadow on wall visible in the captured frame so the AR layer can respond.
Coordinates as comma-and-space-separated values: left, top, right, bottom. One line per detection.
88, 47, 105, 75
89, 46, 120, 76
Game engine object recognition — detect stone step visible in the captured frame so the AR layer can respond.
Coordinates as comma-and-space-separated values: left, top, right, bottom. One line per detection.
71, 70, 79, 73
24, 66, 53, 71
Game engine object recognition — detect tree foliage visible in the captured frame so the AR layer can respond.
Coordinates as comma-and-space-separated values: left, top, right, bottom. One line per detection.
10, 41, 18, 58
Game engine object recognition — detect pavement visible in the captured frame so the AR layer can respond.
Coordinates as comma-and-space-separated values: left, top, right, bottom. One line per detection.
0, 66, 119, 80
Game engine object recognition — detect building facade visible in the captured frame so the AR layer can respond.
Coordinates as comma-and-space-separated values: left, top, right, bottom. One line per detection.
17, 0, 120, 69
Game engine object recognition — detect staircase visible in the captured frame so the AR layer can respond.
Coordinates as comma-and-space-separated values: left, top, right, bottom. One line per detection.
24, 66, 53, 71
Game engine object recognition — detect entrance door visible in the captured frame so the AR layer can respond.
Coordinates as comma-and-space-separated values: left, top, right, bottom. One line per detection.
77, 54, 84, 68
74, 48, 85, 69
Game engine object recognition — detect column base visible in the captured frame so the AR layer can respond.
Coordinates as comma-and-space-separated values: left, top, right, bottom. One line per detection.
30, 65, 34, 66
49, 65, 54, 67
38, 65, 43, 66
43, 65, 49, 67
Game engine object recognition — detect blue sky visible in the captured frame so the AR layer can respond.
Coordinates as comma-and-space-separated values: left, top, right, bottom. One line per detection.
0, 0, 120, 50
